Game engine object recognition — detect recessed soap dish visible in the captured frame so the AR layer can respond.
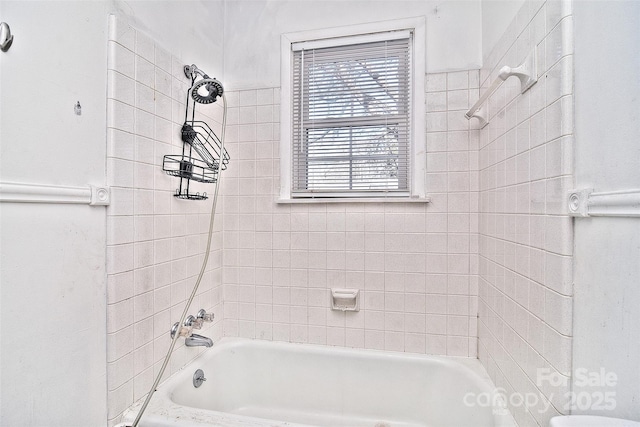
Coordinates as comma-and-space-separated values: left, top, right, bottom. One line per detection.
331, 288, 360, 312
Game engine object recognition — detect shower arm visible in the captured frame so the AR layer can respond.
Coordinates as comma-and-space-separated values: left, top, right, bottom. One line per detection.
184, 64, 208, 80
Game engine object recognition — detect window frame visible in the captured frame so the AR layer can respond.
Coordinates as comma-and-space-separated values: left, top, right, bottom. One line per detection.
280, 17, 427, 203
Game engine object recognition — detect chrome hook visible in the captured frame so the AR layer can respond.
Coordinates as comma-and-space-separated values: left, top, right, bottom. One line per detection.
0, 22, 13, 52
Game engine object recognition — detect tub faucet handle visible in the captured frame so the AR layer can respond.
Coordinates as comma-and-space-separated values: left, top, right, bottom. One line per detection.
185, 314, 204, 330
197, 309, 215, 323
170, 321, 193, 339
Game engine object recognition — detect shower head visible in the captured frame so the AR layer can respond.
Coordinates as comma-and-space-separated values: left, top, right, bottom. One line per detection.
191, 77, 224, 104
184, 64, 224, 104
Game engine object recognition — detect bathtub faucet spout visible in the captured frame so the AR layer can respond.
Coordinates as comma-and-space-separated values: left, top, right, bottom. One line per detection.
185, 333, 213, 347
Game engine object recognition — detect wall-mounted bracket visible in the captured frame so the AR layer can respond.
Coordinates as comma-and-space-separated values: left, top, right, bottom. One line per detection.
465, 50, 538, 128
467, 106, 488, 129
498, 50, 538, 94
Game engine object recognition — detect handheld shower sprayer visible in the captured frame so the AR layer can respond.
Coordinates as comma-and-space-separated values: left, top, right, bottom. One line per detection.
184, 64, 224, 104
133, 66, 229, 426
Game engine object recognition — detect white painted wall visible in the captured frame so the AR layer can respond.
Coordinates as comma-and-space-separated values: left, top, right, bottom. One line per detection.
110, 0, 225, 81
223, 0, 482, 90
0, 1, 110, 425
0, 1, 109, 186
0, 205, 108, 425
572, 0, 640, 421
481, 0, 524, 60
0, 0, 226, 424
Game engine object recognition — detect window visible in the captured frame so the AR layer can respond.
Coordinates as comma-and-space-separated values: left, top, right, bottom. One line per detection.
280, 18, 426, 202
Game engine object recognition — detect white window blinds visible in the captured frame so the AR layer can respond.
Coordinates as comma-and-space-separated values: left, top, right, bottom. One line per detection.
291, 31, 413, 198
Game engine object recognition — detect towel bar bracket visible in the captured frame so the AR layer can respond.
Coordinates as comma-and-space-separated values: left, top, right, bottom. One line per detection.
466, 106, 488, 129
499, 50, 537, 94
465, 49, 538, 128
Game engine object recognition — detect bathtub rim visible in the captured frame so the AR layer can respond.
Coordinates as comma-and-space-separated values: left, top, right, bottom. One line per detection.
122, 337, 517, 427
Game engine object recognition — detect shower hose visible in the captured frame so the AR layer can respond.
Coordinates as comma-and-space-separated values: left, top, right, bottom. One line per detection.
129, 93, 227, 427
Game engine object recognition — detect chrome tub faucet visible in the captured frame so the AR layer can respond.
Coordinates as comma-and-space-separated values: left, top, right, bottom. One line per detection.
170, 309, 215, 348
185, 333, 213, 347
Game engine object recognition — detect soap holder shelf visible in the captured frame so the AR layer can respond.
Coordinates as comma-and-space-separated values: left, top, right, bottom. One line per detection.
330, 288, 360, 312
163, 155, 219, 183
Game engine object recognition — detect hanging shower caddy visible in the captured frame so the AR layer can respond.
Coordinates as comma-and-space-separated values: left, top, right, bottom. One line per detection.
162, 65, 229, 200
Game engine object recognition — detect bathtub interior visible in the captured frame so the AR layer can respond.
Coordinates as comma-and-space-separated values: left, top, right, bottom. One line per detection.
158, 338, 509, 427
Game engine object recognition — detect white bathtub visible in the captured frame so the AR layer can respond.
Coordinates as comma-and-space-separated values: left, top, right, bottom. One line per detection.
123, 338, 515, 427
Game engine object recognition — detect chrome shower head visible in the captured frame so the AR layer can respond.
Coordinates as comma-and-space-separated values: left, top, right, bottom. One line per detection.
184, 64, 224, 104
191, 77, 224, 104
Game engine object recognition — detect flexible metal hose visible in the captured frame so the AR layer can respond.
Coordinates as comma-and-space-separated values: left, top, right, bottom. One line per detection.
130, 93, 227, 427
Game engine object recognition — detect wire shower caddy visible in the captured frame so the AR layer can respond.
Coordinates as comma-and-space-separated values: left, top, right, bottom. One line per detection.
162, 67, 229, 200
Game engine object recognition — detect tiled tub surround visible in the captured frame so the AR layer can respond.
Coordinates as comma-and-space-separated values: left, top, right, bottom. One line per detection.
220, 70, 481, 358
106, 16, 224, 424
106, 3, 576, 425
476, 1, 574, 426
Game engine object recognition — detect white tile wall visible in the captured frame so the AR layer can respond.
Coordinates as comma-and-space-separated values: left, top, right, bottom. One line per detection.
476, 1, 574, 426
105, 15, 224, 425
221, 70, 481, 358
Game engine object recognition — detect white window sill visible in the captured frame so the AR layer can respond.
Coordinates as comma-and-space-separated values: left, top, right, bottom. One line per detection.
277, 197, 431, 204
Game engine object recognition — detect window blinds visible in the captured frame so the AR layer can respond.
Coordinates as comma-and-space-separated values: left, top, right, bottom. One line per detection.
291, 32, 412, 197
